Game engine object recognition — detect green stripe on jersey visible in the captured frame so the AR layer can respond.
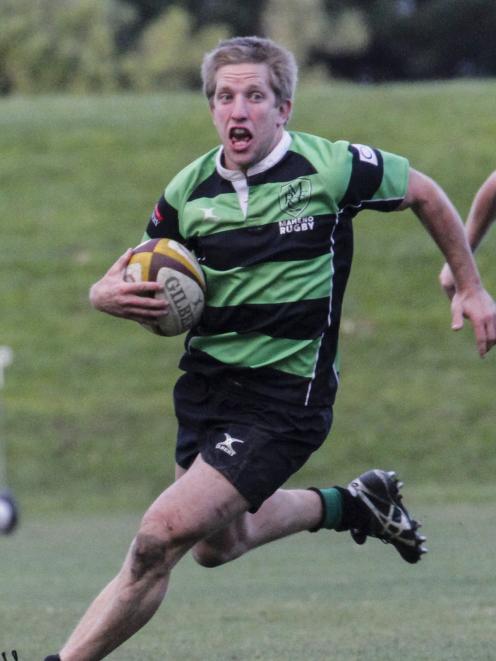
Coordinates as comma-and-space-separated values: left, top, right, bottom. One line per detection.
373, 150, 409, 202
189, 332, 322, 378
204, 253, 333, 307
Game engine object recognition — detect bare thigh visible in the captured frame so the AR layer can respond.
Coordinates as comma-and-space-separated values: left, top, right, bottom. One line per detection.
173, 461, 250, 563
140, 455, 250, 548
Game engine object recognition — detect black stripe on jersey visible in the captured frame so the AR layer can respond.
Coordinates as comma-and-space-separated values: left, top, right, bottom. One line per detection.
305, 216, 353, 406
247, 151, 317, 186
360, 198, 404, 212
188, 170, 234, 202
145, 196, 184, 242
338, 145, 384, 214
195, 214, 335, 270
179, 347, 320, 406
187, 151, 317, 202
199, 298, 331, 340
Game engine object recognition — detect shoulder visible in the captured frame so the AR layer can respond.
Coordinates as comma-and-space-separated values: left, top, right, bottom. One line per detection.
165, 147, 219, 209
289, 131, 351, 165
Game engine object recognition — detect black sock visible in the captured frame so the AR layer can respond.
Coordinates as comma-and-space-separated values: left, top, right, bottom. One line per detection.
44, 656, 61, 661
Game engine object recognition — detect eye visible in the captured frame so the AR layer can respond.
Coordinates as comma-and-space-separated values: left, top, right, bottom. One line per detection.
217, 92, 232, 103
249, 91, 264, 101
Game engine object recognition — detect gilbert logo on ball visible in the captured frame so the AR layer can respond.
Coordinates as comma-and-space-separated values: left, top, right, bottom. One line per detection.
125, 238, 206, 336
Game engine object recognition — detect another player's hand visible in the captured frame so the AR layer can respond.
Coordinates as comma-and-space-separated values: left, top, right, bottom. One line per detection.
439, 262, 456, 300
450, 285, 496, 357
89, 249, 168, 322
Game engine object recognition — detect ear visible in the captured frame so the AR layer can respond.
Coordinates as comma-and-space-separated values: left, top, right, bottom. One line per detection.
278, 99, 292, 126
208, 99, 217, 125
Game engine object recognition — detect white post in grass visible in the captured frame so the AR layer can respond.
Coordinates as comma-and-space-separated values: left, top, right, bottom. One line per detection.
0, 346, 13, 389
0, 346, 13, 486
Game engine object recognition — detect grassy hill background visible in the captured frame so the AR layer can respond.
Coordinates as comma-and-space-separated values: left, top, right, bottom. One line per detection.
1, 81, 495, 515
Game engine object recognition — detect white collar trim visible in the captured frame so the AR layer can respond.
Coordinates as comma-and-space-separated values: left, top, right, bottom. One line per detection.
215, 130, 292, 181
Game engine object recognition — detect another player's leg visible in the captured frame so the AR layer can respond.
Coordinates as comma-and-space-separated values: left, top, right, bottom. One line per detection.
56, 457, 250, 661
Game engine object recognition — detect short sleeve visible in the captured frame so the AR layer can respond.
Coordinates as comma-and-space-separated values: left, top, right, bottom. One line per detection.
338, 143, 409, 215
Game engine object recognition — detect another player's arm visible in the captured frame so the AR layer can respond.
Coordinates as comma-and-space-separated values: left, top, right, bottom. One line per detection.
465, 171, 496, 249
399, 168, 496, 357
440, 171, 496, 298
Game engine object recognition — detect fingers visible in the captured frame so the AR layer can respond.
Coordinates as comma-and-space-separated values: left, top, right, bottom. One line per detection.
479, 315, 496, 357
477, 300, 496, 357
474, 321, 493, 358
450, 297, 464, 331
460, 294, 496, 357
450, 289, 496, 357
124, 294, 168, 313
106, 248, 134, 276
126, 280, 164, 295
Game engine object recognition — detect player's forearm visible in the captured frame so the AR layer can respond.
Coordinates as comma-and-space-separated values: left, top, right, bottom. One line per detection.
410, 177, 482, 294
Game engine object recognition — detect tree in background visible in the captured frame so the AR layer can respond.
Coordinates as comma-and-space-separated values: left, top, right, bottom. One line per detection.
1, 0, 496, 94
263, 0, 369, 74
0, 0, 135, 94
183, 0, 267, 36
318, 0, 496, 81
122, 5, 228, 90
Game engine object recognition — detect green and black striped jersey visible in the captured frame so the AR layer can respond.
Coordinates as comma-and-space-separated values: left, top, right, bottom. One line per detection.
144, 131, 409, 407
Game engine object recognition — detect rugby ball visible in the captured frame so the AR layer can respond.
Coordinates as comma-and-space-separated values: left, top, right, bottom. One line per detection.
125, 238, 206, 336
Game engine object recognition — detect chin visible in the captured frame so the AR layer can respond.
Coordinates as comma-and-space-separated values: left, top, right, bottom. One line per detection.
226, 153, 253, 171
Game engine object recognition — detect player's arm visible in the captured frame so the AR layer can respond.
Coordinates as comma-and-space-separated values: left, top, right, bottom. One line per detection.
440, 171, 496, 298
89, 195, 183, 322
399, 168, 496, 357
89, 249, 167, 322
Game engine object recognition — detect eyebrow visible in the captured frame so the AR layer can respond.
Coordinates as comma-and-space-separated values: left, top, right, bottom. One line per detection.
216, 82, 266, 95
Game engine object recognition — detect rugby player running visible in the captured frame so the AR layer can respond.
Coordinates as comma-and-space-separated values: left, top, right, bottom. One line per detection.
45, 37, 496, 661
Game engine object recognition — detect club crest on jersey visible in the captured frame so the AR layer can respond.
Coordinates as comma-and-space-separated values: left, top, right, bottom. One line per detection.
279, 178, 312, 218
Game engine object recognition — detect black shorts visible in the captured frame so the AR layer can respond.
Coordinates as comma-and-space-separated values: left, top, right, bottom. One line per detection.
173, 372, 333, 512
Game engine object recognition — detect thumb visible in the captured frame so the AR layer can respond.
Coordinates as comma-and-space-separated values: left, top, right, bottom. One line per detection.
107, 248, 133, 275
451, 297, 464, 331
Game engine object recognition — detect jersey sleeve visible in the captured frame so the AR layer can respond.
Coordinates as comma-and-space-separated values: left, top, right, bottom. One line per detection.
141, 194, 185, 243
338, 143, 409, 215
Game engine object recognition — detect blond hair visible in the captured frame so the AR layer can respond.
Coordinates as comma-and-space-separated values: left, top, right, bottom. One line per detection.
201, 36, 298, 105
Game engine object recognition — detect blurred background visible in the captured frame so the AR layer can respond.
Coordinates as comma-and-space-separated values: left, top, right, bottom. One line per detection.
2, 0, 496, 95
1, 0, 495, 518
1, 3, 496, 656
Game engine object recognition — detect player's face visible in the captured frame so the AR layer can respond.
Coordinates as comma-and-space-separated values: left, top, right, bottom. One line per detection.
210, 63, 291, 172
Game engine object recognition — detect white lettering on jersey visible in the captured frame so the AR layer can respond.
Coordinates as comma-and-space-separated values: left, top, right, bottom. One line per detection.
278, 216, 315, 235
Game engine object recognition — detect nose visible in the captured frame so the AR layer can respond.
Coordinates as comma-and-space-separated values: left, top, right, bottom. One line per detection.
231, 93, 248, 120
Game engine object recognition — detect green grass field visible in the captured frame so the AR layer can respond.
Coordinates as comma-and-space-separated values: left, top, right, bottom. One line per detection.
2, 504, 496, 659
1, 81, 496, 658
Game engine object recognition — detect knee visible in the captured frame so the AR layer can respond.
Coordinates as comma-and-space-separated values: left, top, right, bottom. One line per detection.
191, 542, 226, 568
130, 532, 170, 582
191, 536, 243, 568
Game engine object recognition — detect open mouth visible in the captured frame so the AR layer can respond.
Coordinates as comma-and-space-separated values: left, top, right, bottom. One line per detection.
229, 127, 253, 149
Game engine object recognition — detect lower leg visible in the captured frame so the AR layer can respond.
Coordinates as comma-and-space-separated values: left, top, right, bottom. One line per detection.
58, 458, 249, 660
59, 534, 177, 661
